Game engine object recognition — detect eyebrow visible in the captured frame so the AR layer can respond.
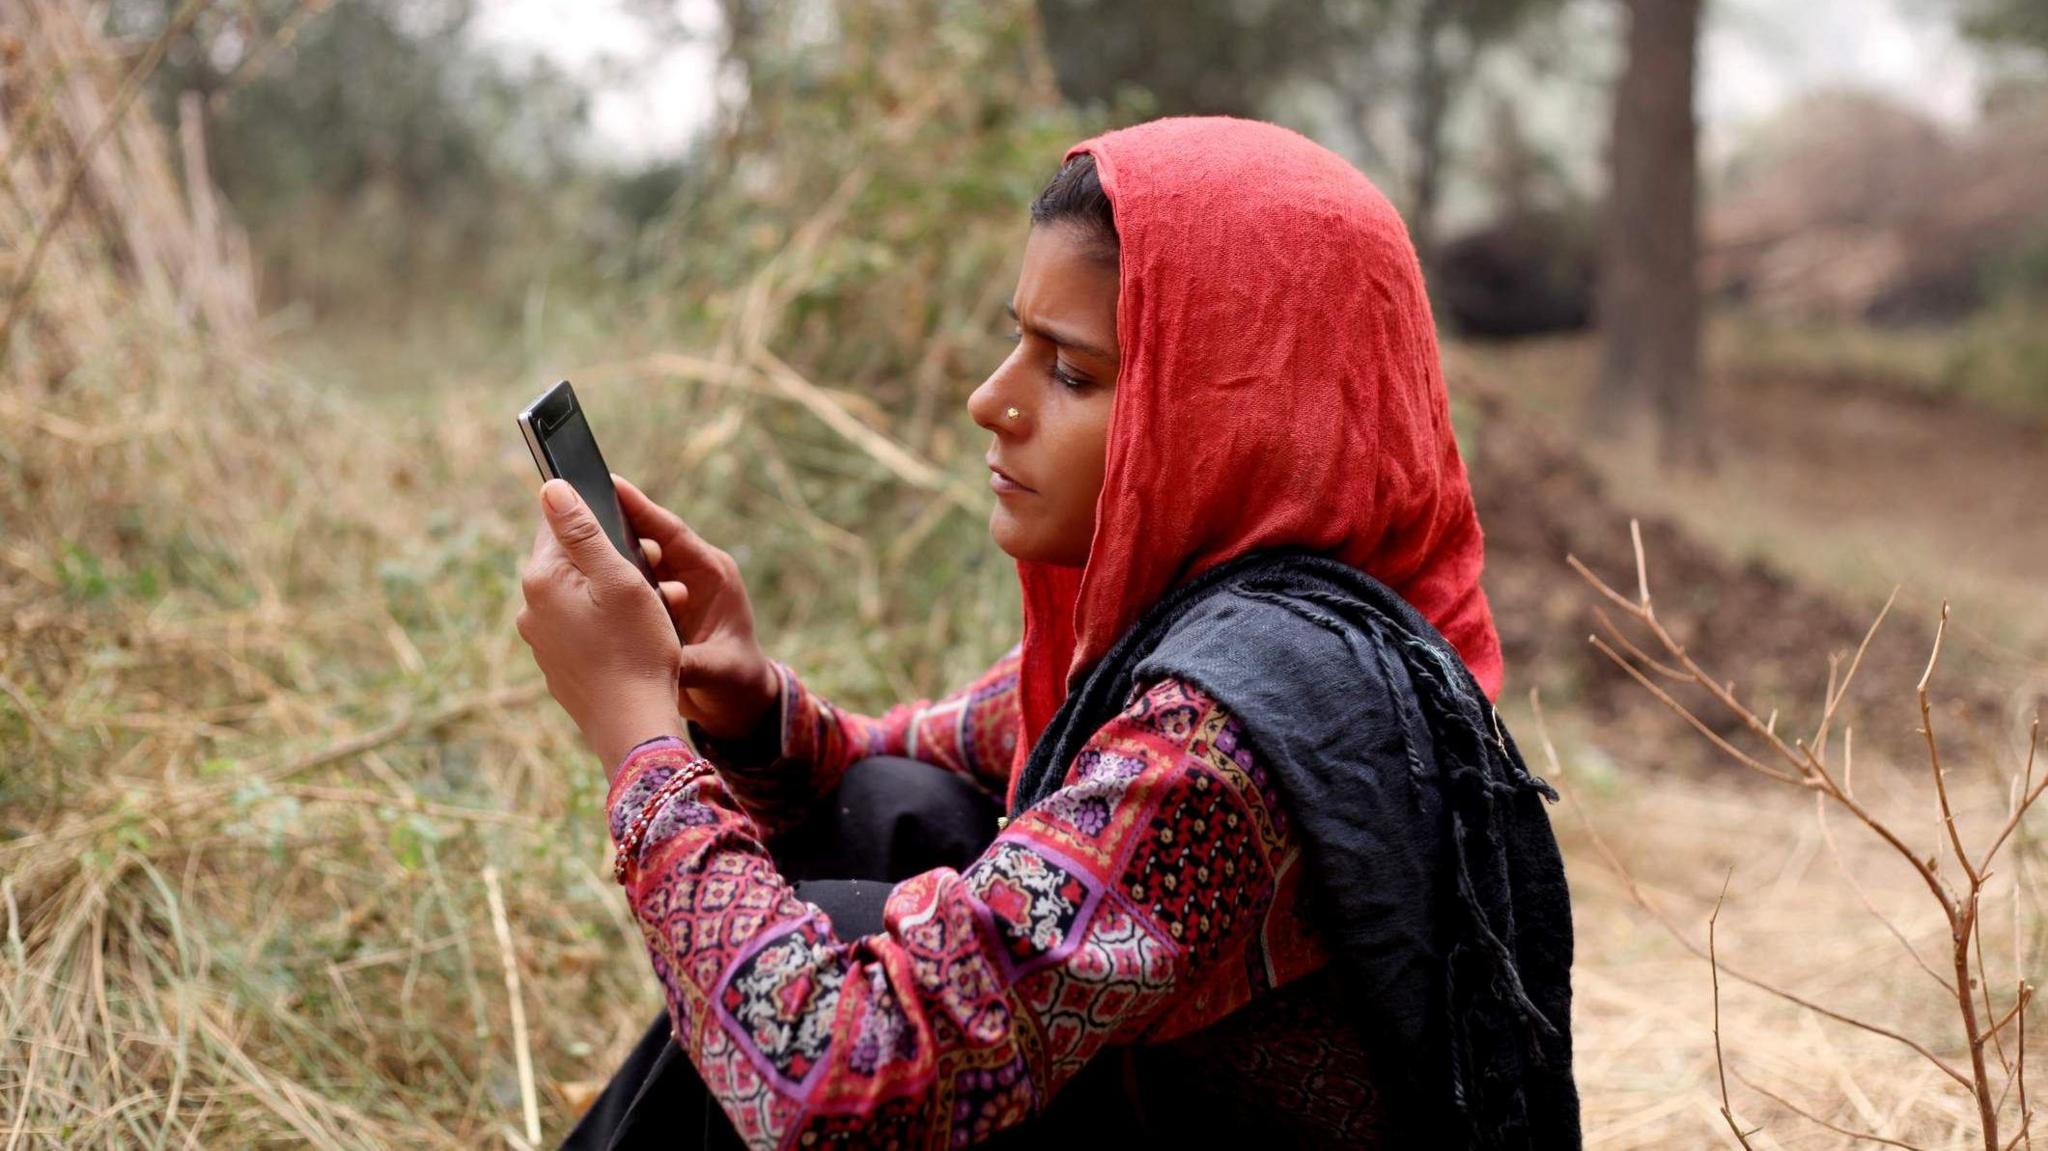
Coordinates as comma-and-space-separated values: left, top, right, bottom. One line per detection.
1006, 303, 1116, 363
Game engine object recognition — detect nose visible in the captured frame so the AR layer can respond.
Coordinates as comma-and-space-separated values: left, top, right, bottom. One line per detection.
967, 349, 1029, 436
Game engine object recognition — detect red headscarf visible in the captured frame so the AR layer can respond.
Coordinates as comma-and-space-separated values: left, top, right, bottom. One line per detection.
1005, 116, 1503, 801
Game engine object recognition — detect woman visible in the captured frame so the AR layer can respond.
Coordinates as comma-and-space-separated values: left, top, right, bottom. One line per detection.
519, 116, 1580, 1149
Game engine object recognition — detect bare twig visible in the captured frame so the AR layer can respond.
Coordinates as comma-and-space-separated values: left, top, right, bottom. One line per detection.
1630, 518, 1650, 610
1978, 720, 2044, 878
1912, 604, 2000, 1145
1811, 585, 1898, 765
1569, 530, 2038, 1151
1709, 868, 1760, 1149
1571, 550, 1956, 917
264, 684, 546, 785
1980, 899, 2012, 1075
579, 349, 985, 514
1815, 791, 1953, 993
1984, 988, 2028, 1045
753, 346, 985, 512
1532, 695, 1970, 1086
2019, 982, 2034, 1151
1568, 552, 1824, 783
1585, 633, 1799, 783
1919, 604, 1976, 888
1578, 786, 1969, 1085
1591, 606, 1689, 682
483, 867, 541, 1147
1731, 1068, 1928, 1150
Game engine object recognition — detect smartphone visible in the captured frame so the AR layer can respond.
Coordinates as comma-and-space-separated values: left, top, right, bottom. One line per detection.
517, 380, 657, 585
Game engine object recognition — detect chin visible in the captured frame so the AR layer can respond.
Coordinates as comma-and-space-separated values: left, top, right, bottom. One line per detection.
987, 511, 1033, 562
988, 509, 1079, 566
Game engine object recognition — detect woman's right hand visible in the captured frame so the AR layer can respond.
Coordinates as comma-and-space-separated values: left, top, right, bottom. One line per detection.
613, 474, 781, 746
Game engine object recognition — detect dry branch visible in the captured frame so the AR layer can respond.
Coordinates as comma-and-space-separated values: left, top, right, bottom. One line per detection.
1562, 519, 2041, 1150
1709, 869, 1762, 1148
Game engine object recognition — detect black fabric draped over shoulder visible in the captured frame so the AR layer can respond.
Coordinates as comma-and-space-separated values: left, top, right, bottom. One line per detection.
1010, 547, 1581, 1150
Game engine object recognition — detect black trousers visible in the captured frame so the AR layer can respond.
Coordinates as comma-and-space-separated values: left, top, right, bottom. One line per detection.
560, 756, 1152, 1150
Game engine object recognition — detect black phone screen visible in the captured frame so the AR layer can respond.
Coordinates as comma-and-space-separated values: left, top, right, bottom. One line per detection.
521, 381, 656, 584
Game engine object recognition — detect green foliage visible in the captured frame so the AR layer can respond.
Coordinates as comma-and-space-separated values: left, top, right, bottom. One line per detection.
611, 0, 1104, 702
1036, 0, 1391, 116
55, 541, 112, 601
1034, 0, 1560, 119
1980, 225, 2048, 306
1929, 226, 2048, 419
1940, 298, 2048, 419
386, 811, 446, 871
1722, 306, 2048, 424
115, 0, 603, 317
1959, 0, 2048, 53
658, 0, 1096, 381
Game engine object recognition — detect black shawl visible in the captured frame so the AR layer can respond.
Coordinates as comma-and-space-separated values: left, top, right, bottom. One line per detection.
1007, 546, 1580, 1149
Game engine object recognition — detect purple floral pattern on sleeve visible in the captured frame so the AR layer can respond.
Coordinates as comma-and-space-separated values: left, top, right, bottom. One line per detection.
600, 674, 1381, 1147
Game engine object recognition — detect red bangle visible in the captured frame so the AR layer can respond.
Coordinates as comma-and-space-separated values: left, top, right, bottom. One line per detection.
614, 760, 718, 884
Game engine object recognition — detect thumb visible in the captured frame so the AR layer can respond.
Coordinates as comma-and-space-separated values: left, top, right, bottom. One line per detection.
540, 480, 622, 577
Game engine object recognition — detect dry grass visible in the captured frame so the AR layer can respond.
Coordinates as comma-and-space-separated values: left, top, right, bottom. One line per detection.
1561, 756, 2040, 1149
2, 7, 1023, 1146
1540, 530, 2044, 1149
5, 2, 2046, 1146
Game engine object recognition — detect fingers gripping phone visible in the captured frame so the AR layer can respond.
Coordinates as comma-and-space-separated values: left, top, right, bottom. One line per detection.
517, 380, 657, 585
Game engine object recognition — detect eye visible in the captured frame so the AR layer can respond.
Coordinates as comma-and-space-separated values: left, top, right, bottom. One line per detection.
1008, 325, 1023, 343
1050, 361, 1091, 391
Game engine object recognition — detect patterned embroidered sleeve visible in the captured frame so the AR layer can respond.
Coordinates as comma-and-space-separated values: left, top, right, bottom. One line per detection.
687, 643, 1023, 839
608, 674, 1297, 1149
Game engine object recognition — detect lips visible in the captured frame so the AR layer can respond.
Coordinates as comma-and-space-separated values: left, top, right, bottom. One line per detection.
986, 458, 1035, 492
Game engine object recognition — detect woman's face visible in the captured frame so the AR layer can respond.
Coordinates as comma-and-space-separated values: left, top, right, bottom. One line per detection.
968, 223, 1120, 568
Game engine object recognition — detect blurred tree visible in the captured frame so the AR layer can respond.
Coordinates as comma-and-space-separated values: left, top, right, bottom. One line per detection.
1435, 95, 1594, 336
110, 0, 596, 316
1398, 0, 1566, 270
637, 0, 1097, 695
1032, 0, 1352, 117
1957, 0, 2048, 53
1032, 0, 1563, 271
657, 0, 1090, 405
1591, 0, 1709, 468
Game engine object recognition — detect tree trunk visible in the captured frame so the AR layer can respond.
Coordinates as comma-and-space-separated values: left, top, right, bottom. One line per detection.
1592, 0, 1710, 469
1408, 0, 1451, 277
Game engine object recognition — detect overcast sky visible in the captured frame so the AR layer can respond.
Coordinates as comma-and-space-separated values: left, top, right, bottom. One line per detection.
1705, 0, 1985, 129
473, 0, 1992, 168
473, 0, 721, 166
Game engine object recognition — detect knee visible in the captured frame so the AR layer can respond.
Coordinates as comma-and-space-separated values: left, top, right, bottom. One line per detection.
840, 756, 1003, 869
839, 756, 999, 825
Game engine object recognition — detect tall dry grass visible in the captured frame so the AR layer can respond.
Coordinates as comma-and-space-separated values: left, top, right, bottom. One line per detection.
2, 2, 1031, 1145
4, 1, 2044, 1147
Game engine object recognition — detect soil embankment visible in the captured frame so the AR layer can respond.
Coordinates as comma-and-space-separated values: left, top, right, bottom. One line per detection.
1461, 351, 2044, 772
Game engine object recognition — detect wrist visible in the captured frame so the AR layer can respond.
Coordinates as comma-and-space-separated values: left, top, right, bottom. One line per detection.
743, 663, 790, 757
691, 658, 784, 748
592, 705, 686, 781
744, 659, 785, 744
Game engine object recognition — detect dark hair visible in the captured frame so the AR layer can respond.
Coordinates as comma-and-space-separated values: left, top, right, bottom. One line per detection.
1029, 152, 1118, 261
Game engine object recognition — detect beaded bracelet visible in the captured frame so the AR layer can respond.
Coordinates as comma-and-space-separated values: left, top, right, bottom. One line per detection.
613, 759, 718, 884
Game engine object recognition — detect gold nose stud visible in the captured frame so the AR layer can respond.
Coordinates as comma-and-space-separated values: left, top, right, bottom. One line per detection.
1004, 407, 1021, 422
